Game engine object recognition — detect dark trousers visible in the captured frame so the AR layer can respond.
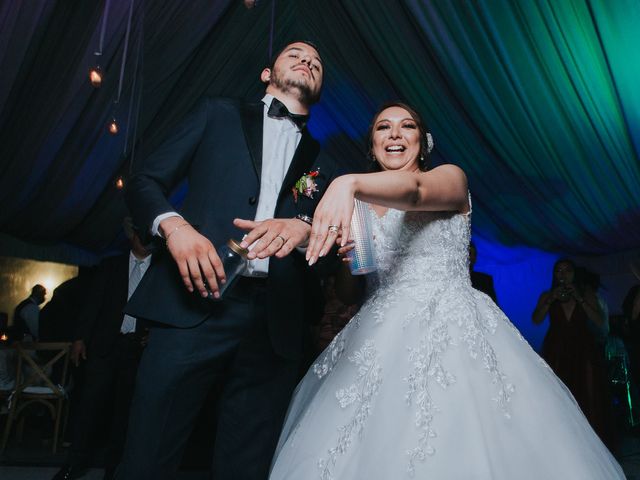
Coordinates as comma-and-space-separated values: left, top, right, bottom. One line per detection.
115, 279, 299, 480
69, 333, 143, 469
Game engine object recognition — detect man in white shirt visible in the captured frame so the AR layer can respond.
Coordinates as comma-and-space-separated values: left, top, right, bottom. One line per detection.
53, 221, 151, 480
13, 284, 47, 341
118, 41, 343, 480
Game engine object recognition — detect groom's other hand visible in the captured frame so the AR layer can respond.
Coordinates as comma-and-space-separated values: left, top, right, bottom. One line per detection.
234, 218, 311, 259
160, 216, 226, 299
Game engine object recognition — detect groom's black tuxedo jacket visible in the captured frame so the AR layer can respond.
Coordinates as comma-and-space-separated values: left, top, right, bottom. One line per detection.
124, 97, 338, 359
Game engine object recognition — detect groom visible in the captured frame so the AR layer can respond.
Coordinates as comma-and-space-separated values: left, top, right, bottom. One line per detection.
116, 41, 338, 479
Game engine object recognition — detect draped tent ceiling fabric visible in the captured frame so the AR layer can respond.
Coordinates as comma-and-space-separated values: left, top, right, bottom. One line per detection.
0, 0, 638, 265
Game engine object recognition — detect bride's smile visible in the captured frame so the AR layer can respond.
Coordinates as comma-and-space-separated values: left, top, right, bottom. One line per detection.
371, 106, 422, 172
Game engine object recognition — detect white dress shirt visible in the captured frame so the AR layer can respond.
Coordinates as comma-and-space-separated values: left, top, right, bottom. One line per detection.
120, 252, 152, 334
151, 94, 303, 276
18, 298, 40, 340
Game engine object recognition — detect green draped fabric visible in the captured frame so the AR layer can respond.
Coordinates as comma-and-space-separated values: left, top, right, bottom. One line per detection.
336, 0, 640, 253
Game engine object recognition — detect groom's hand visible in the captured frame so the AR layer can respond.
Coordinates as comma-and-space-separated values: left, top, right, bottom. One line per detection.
160, 217, 226, 299
234, 218, 311, 259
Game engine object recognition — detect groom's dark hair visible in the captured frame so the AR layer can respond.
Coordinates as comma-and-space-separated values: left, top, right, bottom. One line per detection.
266, 40, 322, 70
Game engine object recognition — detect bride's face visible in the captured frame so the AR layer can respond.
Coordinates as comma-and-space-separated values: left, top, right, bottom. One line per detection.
371, 106, 421, 172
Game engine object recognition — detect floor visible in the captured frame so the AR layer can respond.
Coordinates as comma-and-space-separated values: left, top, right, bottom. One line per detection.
0, 466, 210, 479
619, 434, 640, 478
2, 443, 640, 479
2, 417, 640, 479
0, 417, 213, 479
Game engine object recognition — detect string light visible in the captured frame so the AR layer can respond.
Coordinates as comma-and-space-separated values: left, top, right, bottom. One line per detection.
88, 65, 103, 87
90, 0, 111, 87
108, 118, 119, 135
115, 176, 124, 189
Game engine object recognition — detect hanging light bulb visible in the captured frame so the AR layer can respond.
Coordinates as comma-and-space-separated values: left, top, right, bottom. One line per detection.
115, 176, 124, 189
108, 118, 119, 135
89, 65, 103, 87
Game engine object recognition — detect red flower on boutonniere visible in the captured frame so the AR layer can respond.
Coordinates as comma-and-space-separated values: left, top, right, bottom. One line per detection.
292, 168, 320, 203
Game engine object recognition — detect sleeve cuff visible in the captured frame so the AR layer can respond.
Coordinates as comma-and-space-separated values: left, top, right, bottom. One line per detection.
152, 212, 183, 237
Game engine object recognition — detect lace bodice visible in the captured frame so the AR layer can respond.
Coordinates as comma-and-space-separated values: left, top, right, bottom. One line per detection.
368, 207, 472, 290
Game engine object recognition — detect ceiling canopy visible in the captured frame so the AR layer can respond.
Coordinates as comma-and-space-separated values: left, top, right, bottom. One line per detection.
1, 0, 638, 264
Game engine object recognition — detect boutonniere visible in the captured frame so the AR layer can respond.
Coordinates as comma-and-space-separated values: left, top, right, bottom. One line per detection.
292, 168, 320, 203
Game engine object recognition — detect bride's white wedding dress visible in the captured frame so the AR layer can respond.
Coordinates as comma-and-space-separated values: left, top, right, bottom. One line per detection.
270, 204, 625, 479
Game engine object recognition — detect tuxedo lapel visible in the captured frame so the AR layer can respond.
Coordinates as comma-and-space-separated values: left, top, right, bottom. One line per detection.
239, 102, 264, 181
277, 130, 320, 204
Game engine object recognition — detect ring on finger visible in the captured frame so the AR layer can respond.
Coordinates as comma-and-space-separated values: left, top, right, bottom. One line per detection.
328, 225, 340, 234
276, 235, 287, 244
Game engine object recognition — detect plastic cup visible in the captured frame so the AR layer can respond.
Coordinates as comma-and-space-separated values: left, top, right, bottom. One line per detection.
347, 199, 377, 275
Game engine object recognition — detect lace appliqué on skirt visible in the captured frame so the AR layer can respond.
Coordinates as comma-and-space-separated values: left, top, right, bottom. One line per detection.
317, 340, 382, 480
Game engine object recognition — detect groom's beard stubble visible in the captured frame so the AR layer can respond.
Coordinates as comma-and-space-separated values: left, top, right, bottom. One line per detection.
270, 68, 320, 106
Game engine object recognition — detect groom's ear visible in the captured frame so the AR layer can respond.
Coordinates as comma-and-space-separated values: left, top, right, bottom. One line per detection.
260, 68, 271, 84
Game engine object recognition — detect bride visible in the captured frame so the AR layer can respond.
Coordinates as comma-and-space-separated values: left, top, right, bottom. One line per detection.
268, 102, 625, 479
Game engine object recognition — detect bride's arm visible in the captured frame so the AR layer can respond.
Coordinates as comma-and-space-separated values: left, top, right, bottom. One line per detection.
352, 164, 468, 214
307, 164, 468, 264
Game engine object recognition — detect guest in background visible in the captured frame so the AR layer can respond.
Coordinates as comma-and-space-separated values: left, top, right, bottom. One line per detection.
52, 219, 151, 480
622, 256, 640, 376
622, 280, 640, 398
624, 284, 640, 332
469, 242, 498, 304
576, 267, 609, 344
606, 314, 638, 433
13, 284, 47, 341
0, 312, 15, 393
532, 258, 611, 444
40, 273, 94, 344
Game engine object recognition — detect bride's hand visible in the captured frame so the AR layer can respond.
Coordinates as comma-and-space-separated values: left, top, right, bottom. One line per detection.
307, 175, 356, 265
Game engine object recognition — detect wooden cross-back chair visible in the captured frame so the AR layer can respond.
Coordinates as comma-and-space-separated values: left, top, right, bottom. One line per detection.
1, 342, 72, 453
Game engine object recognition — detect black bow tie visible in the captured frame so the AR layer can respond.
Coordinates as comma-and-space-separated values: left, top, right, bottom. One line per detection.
267, 98, 309, 130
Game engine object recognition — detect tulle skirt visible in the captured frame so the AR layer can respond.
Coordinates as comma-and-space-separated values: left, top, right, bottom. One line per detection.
269, 281, 625, 479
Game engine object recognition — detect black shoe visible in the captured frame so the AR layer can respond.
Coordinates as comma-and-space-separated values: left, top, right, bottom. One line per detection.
52, 465, 87, 480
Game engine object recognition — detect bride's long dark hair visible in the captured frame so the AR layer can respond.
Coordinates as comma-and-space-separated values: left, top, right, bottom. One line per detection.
366, 101, 431, 172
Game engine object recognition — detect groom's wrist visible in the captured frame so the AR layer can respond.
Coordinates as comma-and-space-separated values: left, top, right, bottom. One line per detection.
295, 214, 313, 226
292, 217, 311, 250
